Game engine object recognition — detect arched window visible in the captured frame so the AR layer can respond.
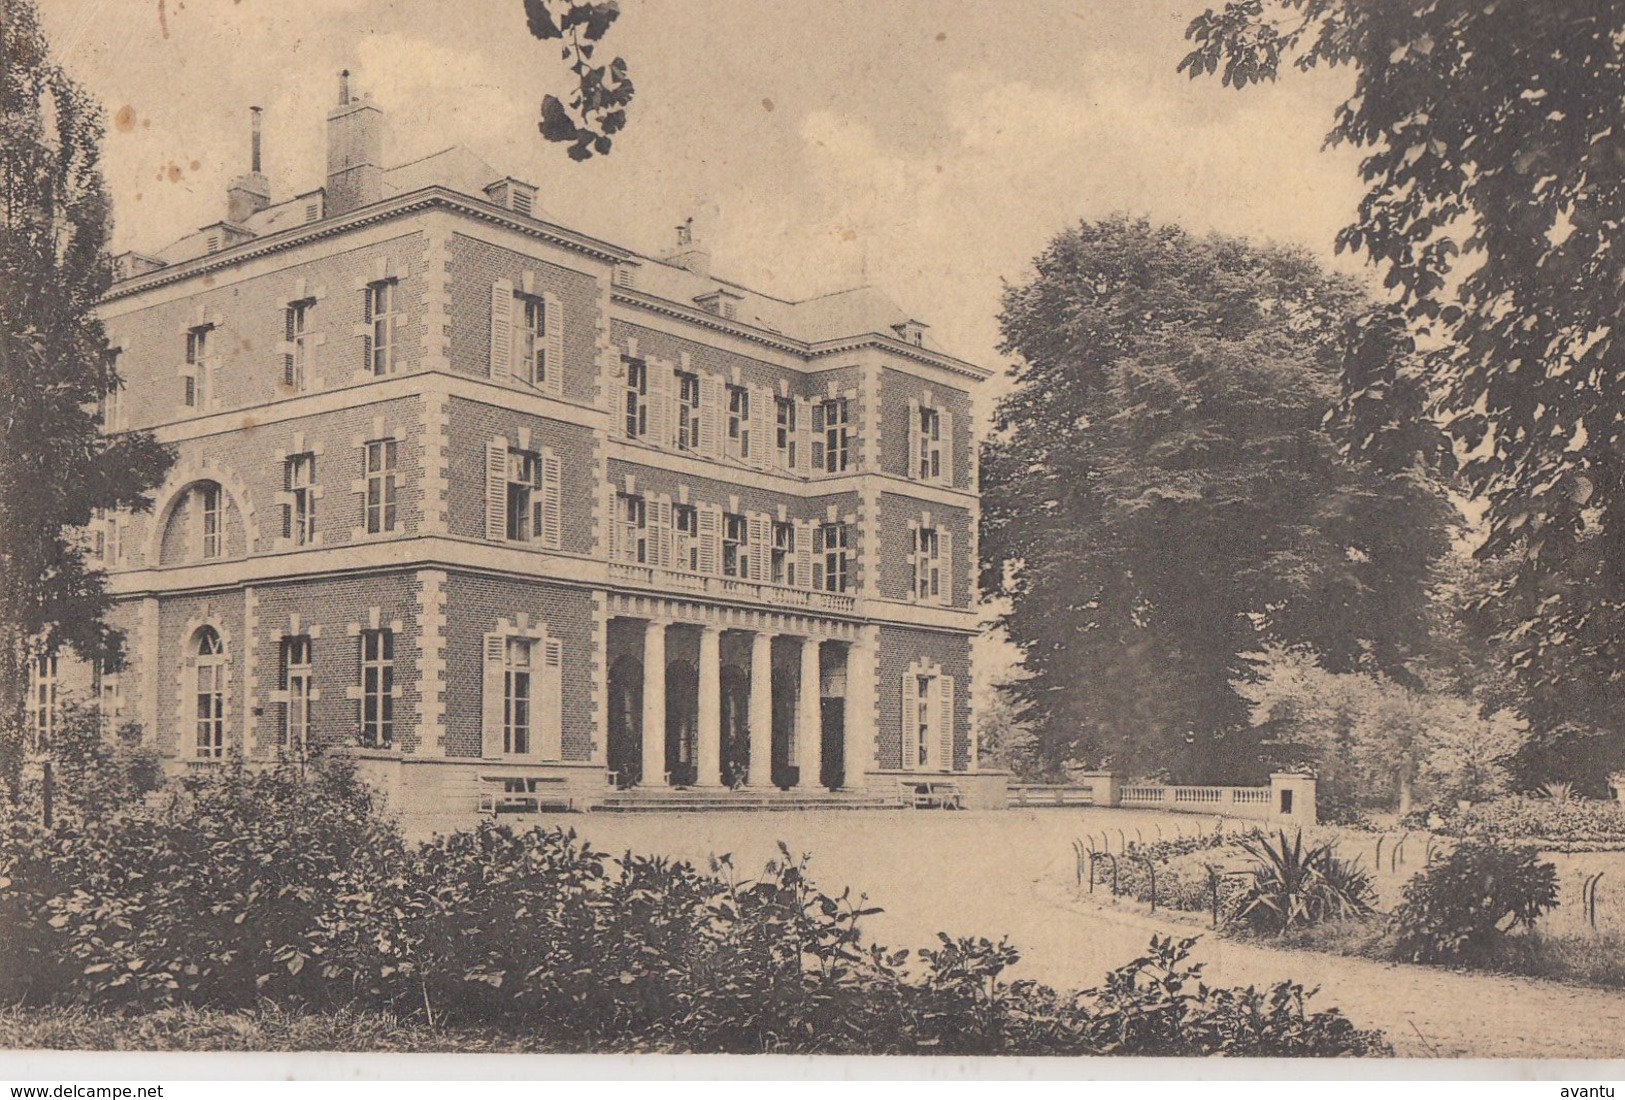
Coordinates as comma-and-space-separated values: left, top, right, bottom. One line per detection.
194, 627, 226, 758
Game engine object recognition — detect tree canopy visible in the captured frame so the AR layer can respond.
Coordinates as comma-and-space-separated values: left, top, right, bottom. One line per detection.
981, 215, 1456, 782
524, 0, 635, 161
1182, 0, 1625, 778
0, 0, 172, 784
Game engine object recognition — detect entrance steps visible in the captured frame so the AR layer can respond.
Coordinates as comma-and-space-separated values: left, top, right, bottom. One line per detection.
592, 786, 901, 813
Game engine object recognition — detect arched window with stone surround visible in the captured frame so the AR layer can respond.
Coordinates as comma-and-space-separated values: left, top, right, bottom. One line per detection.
194, 627, 227, 758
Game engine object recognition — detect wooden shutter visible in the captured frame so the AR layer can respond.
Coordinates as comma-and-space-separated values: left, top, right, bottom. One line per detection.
647, 361, 671, 447
908, 523, 920, 600
810, 401, 825, 472
939, 675, 956, 771
484, 440, 508, 541
490, 280, 514, 381
697, 504, 721, 574
811, 523, 824, 591
283, 308, 296, 387
540, 639, 564, 759
699, 374, 722, 457
747, 513, 769, 581
361, 287, 373, 374
939, 528, 953, 605
902, 674, 920, 771
940, 409, 955, 487
649, 496, 671, 568
606, 486, 622, 561
907, 399, 921, 481
747, 385, 768, 467
796, 398, 812, 475
543, 291, 564, 397
796, 519, 814, 589
541, 451, 563, 549
481, 633, 505, 757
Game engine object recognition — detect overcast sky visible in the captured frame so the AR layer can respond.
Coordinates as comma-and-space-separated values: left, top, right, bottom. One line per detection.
40, 0, 1369, 383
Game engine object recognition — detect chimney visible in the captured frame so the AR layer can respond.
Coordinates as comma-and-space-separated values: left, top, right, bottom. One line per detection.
325, 70, 385, 217
663, 216, 712, 279
225, 106, 271, 224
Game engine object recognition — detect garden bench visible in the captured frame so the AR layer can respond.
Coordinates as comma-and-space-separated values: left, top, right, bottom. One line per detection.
900, 779, 963, 810
478, 774, 577, 815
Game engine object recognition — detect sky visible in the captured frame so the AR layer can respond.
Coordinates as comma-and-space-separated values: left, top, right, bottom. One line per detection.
38, 0, 1372, 391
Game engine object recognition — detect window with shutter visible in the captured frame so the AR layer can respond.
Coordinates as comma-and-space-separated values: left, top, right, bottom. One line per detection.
489, 280, 514, 381
676, 370, 701, 451
938, 675, 956, 771
770, 520, 794, 585
722, 511, 747, 578
901, 673, 923, 771
615, 493, 648, 562
810, 401, 825, 471
817, 521, 849, 592
697, 504, 721, 574
625, 357, 649, 439
184, 325, 212, 410
505, 449, 543, 542
285, 301, 313, 392
747, 513, 769, 581
541, 452, 563, 550
484, 440, 508, 541
540, 639, 564, 759
503, 636, 534, 755
726, 385, 750, 462
775, 397, 797, 470
674, 503, 699, 571
795, 519, 814, 589
940, 529, 954, 605
649, 495, 673, 568
283, 452, 317, 546
907, 400, 922, 480
795, 398, 812, 475
543, 291, 564, 397
940, 409, 956, 488
481, 633, 506, 756
699, 374, 722, 457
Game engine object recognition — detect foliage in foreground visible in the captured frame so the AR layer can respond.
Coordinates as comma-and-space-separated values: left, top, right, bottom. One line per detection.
0, 759, 1389, 1055
1390, 841, 1559, 964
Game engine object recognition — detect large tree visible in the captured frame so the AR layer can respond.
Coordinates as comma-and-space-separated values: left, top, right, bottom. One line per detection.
524, 0, 635, 161
0, 0, 172, 788
981, 216, 1455, 782
1182, 0, 1625, 782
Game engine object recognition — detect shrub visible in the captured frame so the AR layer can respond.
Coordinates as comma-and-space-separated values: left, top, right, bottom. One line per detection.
1434, 795, 1625, 850
1390, 840, 1559, 964
1229, 830, 1375, 934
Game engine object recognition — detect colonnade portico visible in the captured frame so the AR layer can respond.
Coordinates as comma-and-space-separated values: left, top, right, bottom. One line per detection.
606, 596, 873, 793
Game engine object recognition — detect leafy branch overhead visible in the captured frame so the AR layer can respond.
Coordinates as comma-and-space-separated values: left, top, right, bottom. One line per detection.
524, 0, 634, 161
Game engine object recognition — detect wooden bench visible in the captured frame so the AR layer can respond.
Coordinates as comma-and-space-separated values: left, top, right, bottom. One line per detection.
900, 778, 963, 810
478, 774, 577, 815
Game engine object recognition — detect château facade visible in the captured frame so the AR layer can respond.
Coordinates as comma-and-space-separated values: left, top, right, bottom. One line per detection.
33, 80, 994, 815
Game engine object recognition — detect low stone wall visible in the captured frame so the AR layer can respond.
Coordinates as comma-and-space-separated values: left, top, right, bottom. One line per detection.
1016, 772, 1317, 824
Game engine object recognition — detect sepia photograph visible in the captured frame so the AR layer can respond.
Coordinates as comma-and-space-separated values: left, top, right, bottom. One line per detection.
3, 0, 1625, 1081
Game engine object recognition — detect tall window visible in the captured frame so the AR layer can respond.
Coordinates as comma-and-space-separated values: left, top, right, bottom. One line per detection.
284, 453, 317, 545
364, 439, 398, 534
914, 674, 935, 768
726, 385, 751, 461
184, 325, 212, 408
911, 525, 941, 602
199, 482, 223, 559
194, 628, 226, 758
813, 397, 849, 473
25, 654, 57, 751
366, 279, 400, 376
285, 299, 313, 391
722, 512, 747, 578
917, 405, 943, 482
93, 507, 122, 565
674, 503, 698, 571
506, 450, 543, 542
676, 371, 701, 451
93, 661, 122, 732
775, 397, 796, 469
101, 350, 123, 431
280, 634, 313, 752
519, 294, 547, 386
503, 637, 533, 755
771, 521, 795, 586
618, 493, 647, 563
624, 356, 648, 439
814, 522, 849, 592
360, 628, 394, 748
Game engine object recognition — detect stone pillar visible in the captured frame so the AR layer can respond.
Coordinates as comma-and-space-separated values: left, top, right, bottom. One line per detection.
797, 636, 823, 789
639, 619, 667, 787
695, 626, 723, 787
1081, 771, 1121, 808
1610, 773, 1625, 805
1270, 773, 1318, 825
843, 637, 877, 789
748, 631, 775, 789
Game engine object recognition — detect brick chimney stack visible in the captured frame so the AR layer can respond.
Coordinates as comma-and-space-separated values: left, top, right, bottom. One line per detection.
225, 106, 272, 224
325, 70, 385, 217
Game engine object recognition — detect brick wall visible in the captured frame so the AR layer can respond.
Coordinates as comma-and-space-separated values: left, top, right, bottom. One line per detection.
875, 625, 974, 771
876, 492, 974, 609
155, 592, 247, 758
440, 572, 597, 761
444, 395, 597, 553
877, 366, 975, 488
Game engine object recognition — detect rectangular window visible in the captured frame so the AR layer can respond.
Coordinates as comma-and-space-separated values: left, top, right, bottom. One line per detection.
726, 385, 750, 461
200, 483, 223, 559
101, 349, 123, 431
93, 662, 122, 731
618, 493, 647, 563
722, 512, 747, 578
674, 503, 699, 571
775, 397, 796, 469
366, 279, 399, 376
771, 521, 795, 586
284, 452, 317, 546
918, 406, 942, 482
185, 325, 211, 408
814, 397, 849, 473
624, 357, 648, 439
912, 525, 941, 602
285, 299, 313, 392
518, 294, 547, 387
916, 674, 935, 768
814, 522, 849, 592
25, 654, 58, 751
280, 634, 313, 751
503, 637, 533, 755
364, 439, 398, 534
506, 450, 542, 542
361, 628, 394, 748
676, 371, 701, 451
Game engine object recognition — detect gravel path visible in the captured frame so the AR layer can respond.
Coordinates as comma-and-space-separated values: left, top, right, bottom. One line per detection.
428, 806, 1625, 1058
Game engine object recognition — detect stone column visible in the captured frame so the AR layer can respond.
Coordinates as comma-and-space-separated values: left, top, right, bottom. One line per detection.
748, 631, 775, 789
695, 625, 723, 787
843, 636, 877, 790
797, 636, 823, 789
639, 619, 667, 787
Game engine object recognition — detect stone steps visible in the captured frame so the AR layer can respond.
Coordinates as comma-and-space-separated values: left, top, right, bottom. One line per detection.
592, 788, 901, 813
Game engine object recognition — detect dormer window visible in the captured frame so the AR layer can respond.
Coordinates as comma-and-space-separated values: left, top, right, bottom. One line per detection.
484, 178, 539, 218
694, 289, 742, 321
893, 320, 928, 347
